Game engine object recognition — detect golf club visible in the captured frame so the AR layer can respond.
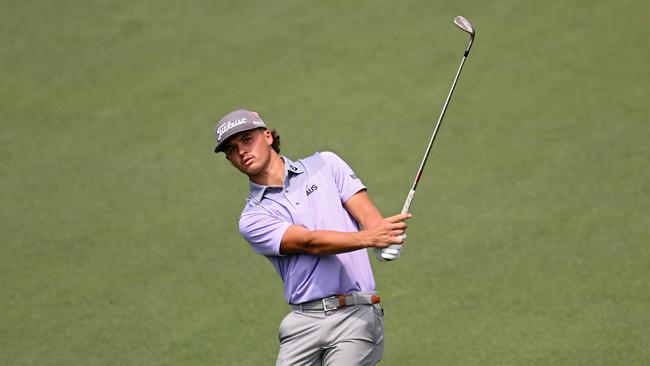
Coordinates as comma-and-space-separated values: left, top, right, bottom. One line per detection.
379, 15, 476, 261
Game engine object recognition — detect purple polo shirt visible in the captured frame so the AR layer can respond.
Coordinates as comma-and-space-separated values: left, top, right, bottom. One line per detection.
238, 151, 376, 304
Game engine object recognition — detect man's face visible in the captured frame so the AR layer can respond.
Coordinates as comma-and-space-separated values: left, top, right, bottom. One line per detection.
223, 128, 274, 177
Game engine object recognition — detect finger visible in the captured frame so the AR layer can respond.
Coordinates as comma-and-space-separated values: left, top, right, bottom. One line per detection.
386, 213, 412, 223
389, 222, 407, 230
384, 222, 406, 232
388, 236, 404, 244
392, 213, 411, 222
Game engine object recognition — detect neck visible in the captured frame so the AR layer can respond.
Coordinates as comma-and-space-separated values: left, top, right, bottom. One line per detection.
249, 152, 285, 187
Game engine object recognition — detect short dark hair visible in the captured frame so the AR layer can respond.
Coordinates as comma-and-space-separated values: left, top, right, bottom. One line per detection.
270, 129, 281, 153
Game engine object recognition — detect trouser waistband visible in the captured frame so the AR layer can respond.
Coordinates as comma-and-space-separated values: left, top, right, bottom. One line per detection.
292, 292, 380, 312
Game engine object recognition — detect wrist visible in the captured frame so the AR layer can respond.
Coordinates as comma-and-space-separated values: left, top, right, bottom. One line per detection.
354, 231, 373, 249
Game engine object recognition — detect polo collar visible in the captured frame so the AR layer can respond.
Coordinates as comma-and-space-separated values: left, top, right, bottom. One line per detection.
248, 156, 304, 203
283, 156, 304, 175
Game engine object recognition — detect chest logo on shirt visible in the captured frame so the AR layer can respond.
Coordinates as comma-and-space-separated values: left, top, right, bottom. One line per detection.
306, 184, 318, 196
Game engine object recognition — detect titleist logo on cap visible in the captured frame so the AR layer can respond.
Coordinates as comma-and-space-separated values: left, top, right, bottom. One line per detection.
216, 118, 248, 141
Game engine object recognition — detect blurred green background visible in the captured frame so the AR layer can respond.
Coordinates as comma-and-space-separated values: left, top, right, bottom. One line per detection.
1, 0, 648, 365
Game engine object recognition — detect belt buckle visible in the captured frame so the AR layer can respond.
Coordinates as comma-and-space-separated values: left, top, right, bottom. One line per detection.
321, 296, 338, 312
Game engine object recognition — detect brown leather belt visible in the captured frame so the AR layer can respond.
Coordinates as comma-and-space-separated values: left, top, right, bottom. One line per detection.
292, 292, 380, 312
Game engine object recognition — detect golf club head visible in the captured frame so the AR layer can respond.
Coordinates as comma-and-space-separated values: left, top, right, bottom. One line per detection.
454, 16, 475, 37
454, 16, 475, 55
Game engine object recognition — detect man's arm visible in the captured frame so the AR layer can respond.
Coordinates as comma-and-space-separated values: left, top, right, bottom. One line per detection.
344, 190, 389, 230
279, 190, 410, 255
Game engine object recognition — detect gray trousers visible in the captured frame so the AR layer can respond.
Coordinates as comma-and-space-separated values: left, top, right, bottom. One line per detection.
276, 303, 384, 366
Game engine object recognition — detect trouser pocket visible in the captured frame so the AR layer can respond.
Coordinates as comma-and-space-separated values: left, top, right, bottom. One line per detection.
371, 304, 385, 345
278, 311, 294, 342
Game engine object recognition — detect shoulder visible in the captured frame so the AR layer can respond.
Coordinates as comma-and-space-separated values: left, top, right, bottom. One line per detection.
297, 151, 349, 175
297, 152, 328, 172
238, 203, 273, 232
317, 151, 343, 162
239, 197, 268, 222
300, 151, 346, 167
240, 196, 271, 216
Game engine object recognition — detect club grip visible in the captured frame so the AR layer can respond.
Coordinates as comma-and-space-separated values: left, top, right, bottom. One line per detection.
377, 189, 415, 261
401, 189, 416, 214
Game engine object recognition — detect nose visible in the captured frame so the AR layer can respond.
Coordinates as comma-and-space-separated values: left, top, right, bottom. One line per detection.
236, 142, 250, 157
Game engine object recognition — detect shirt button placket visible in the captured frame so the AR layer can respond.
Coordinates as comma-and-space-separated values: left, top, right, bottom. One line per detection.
284, 189, 301, 208
283, 188, 295, 208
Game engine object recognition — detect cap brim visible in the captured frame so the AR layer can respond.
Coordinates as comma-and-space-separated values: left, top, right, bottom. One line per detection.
214, 133, 234, 153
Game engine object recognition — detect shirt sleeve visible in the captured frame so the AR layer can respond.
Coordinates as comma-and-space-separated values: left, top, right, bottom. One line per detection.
319, 151, 367, 203
239, 211, 292, 256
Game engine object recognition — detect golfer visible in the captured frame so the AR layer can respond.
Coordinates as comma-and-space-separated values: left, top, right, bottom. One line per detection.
214, 108, 410, 365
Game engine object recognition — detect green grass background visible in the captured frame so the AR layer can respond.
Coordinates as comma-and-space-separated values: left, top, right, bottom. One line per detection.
2, 0, 648, 365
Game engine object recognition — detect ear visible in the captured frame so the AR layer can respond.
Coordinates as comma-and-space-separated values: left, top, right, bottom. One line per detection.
263, 129, 274, 146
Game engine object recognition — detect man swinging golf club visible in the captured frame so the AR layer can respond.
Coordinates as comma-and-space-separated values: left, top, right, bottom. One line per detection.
215, 14, 475, 365
214, 108, 410, 365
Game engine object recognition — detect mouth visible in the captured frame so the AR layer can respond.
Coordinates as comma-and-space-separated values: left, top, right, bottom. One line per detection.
241, 155, 254, 167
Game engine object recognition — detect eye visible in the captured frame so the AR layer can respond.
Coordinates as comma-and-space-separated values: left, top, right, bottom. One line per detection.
243, 137, 253, 144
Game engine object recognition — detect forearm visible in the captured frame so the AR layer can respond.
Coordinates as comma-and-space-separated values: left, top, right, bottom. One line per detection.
356, 207, 383, 230
282, 229, 373, 256
280, 216, 408, 256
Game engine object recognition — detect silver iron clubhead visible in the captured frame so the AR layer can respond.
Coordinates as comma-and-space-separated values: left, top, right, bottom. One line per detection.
454, 16, 475, 36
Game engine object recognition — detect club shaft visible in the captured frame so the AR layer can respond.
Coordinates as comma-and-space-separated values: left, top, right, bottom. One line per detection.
401, 36, 473, 214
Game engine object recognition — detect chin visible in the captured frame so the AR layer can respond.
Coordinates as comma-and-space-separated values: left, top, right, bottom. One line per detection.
241, 164, 262, 176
